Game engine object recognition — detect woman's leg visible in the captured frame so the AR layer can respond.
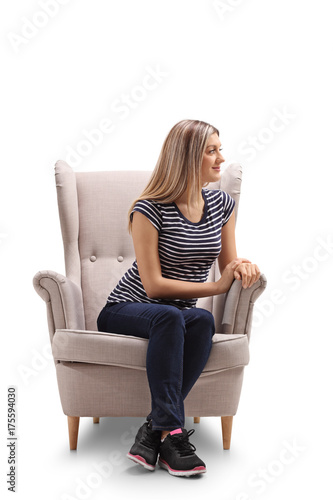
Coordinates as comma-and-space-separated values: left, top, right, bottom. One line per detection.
181, 307, 215, 400
97, 302, 186, 431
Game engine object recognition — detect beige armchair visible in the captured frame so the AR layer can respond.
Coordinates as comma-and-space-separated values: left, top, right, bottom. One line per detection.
33, 160, 266, 451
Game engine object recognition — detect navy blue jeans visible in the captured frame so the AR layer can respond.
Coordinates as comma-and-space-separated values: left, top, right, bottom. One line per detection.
97, 302, 215, 431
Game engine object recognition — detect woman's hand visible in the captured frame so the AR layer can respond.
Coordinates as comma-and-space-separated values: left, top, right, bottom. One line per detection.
233, 260, 261, 289
216, 258, 261, 293
216, 258, 251, 294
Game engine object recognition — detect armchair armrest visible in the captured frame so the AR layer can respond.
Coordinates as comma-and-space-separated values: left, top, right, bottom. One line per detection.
33, 270, 85, 342
220, 273, 267, 340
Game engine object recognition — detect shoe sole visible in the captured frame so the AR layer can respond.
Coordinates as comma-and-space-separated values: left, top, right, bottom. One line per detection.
158, 458, 206, 477
127, 453, 156, 471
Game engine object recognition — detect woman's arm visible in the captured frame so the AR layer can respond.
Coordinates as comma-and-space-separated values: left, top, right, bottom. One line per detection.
131, 211, 246, 300
218, 210, 261, 289
218, 210, 238, 274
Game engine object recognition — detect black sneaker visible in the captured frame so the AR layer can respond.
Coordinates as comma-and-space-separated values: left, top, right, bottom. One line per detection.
158, 428, 206, 477
127, 419, 161, 471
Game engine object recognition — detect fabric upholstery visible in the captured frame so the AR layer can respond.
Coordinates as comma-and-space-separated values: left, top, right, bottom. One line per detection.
33, 160, 267, 421
55, 162, 81, 286
33, 270, 85, 338
52, 329, 249, 372
55, 363, 245, 417
221, 275, 267, 340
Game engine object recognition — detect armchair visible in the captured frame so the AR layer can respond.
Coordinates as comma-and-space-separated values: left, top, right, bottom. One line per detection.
33, 160, 266, 451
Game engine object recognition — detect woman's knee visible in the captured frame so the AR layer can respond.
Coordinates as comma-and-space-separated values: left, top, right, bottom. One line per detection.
148, 306, 186, 345
152, 305, 184, 329
188, 308, 215, 336
97, 306, 107, 331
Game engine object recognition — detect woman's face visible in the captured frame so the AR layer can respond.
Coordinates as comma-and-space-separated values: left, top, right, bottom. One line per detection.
201, 133, 225, 185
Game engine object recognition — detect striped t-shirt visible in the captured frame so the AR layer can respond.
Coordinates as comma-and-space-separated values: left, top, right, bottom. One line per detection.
106, 189, 235, 310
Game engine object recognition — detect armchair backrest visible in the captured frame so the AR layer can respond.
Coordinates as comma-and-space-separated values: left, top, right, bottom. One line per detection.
54, 160, 242, 332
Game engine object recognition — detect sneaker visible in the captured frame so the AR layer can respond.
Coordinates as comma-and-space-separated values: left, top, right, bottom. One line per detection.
127, 419, 161, 471
158, 428, 206, 477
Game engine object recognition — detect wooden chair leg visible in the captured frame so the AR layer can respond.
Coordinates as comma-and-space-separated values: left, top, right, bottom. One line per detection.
194, 417, 201, 423
221, 416, 233, 450
93, 417, 100, 424
67, 416, 80, 450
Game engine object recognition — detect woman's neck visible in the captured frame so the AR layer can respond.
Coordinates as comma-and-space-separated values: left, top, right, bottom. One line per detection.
174, 188, 204, 208
173, 188, 205, 223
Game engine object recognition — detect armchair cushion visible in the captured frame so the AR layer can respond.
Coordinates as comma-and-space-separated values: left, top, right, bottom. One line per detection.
52, 329, 249, 373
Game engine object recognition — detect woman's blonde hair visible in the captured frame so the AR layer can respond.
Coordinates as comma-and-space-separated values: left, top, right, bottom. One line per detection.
128, 119, 219, 232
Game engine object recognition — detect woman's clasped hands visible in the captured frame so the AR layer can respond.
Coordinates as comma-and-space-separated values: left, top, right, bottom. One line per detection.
232, 258, 261, 289
216, 258, 261, 294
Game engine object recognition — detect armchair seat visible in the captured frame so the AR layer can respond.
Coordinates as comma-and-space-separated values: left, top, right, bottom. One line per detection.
52, 329, 249, 372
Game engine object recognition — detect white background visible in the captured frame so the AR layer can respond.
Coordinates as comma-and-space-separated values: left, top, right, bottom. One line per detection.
1, 0, 332, 498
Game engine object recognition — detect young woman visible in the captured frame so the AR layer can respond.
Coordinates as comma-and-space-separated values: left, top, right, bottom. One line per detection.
97, 119, 261, 477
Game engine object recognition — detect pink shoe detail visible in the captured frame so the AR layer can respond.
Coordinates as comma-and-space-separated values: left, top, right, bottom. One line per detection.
170, 428, 182, 435
159, 458, 206, 476
127, 453, 155, 471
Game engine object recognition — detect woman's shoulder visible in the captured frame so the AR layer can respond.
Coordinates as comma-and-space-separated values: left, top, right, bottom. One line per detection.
133, 198, 173, 213
204, 188, 234, 201
133, 198, 160, 208
204, 189, 235, 214
131, 198, 163, 230
203, 188, 223, 203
